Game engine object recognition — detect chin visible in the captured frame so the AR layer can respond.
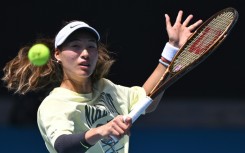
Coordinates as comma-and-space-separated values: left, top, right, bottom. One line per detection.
79, 72, 92, 78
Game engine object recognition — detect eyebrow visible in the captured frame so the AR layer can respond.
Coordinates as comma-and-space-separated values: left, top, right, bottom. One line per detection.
88, 39, 97, 43
70, 38, 97, 43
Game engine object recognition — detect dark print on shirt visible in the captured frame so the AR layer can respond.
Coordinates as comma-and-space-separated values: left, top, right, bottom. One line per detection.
98, 92, 119, 114
85, 92, 119, 127
84, 92, 124, 153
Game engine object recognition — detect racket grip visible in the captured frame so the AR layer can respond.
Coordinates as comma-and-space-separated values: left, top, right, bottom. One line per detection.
127, 96, 153, 123
109, 96, 153, 142
110, 135, 119, 142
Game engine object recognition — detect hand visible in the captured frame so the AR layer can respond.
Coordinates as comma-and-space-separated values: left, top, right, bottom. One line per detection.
165, 10, 203, 48
101, 115, 132, 139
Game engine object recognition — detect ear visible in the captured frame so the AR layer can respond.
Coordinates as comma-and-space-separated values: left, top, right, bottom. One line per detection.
54, 49, 61, 61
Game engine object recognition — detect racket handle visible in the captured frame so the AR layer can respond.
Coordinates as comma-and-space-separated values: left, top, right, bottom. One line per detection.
127, 96, 153, 123
109, 135, 119, 142
109, 96, 153, 142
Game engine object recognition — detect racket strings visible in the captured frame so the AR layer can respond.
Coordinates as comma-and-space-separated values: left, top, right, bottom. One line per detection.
171, 10, 235, 73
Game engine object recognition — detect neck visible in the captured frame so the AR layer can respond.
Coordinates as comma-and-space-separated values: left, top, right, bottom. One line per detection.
60, 78, 92, 94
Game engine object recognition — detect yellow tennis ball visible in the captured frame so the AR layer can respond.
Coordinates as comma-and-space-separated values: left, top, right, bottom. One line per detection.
28, 44, 50, 66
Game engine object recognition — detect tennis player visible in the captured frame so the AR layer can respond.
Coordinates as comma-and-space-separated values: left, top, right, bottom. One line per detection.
2, 10, 202, 153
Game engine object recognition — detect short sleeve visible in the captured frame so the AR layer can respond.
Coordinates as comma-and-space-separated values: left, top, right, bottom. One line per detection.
38, 99, 76, 147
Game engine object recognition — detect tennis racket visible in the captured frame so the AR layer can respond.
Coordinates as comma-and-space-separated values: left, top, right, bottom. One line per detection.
149, 7, 238, 98
111, 7, 238, 142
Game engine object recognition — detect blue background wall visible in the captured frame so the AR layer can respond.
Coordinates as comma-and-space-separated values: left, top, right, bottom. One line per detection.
1, 126, 245, 153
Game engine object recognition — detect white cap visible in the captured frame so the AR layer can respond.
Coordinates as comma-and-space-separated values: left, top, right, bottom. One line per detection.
54, 21, 100, 48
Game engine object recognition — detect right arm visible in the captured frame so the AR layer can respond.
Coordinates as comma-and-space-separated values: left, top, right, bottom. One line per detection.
54, 115, 132, 153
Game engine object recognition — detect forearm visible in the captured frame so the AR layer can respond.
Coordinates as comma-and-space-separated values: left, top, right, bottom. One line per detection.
54, 128, 103, 153
143, 63, 167, 114
143, 42, 178, 94
143, 43, 179, 113
143, 63, 167, 95
54, 132, 93, 153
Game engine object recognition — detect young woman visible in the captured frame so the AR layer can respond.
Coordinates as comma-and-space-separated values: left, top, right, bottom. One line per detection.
2, 10, 202, 153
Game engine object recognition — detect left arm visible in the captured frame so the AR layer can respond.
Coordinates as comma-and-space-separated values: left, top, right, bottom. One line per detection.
143, 10, 203, 113
143, 63, 166, 113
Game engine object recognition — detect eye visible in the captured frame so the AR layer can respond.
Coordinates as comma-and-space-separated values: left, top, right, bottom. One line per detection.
71, 44, 80, 48
88, 45, 96, 49
87, 42, 97, 49
69, 43, 83, 51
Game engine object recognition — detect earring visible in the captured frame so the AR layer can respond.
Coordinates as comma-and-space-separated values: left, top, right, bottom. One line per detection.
56, 59, 61, 63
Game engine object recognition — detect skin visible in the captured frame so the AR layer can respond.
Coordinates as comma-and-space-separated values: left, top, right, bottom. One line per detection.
55, 32, 98, 94
55, 10, 203, 145
144, 10, 202, 112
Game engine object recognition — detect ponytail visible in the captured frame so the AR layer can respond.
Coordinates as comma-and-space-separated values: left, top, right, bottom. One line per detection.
2, 38, 62, 95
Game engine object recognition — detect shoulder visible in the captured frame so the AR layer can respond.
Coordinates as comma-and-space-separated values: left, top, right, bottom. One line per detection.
38, 88, 72, 110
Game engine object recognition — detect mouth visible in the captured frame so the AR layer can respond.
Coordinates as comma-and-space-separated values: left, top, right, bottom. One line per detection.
79, 63, 89, 66
79, 62, 90, 68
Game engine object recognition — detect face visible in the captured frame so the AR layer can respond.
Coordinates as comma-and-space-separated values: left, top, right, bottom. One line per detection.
55, 31, 98, 82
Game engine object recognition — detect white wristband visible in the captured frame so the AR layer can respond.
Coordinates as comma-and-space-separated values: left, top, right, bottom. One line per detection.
161, 42, 179, 62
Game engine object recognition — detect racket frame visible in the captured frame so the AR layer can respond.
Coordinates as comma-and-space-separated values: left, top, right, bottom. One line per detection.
149, 7, 239, 99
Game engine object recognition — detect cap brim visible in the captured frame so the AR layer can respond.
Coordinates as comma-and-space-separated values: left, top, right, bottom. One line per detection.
55, 21, 100, 48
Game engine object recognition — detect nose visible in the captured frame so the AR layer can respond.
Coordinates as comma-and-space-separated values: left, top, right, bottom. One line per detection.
81, 49, 89, 59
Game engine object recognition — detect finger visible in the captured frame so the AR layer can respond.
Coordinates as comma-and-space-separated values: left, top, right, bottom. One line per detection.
182, 14, 193, 27
110, 121, 125, 137
188, 19, 203, 31
124, 116, 132, 125
165, 14, 172, 29
111, 128, 121, 138
175, 10, 183, 24
115, 116, 128, 130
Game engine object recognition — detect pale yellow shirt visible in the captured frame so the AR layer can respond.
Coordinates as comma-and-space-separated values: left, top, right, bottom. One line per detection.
37, 78, 146, 153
